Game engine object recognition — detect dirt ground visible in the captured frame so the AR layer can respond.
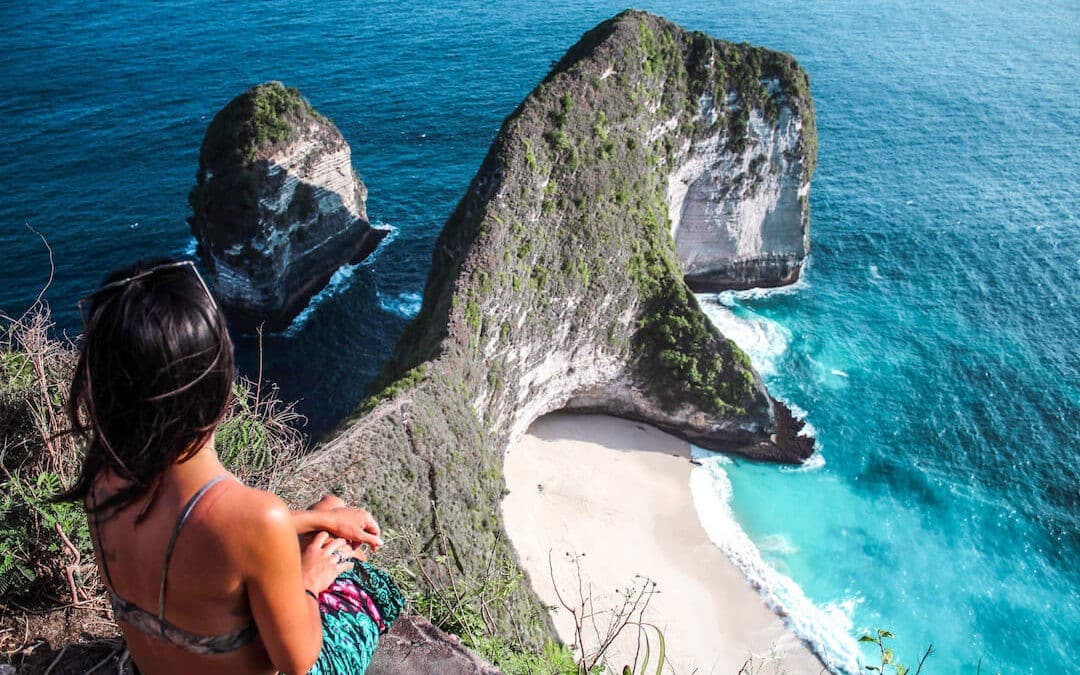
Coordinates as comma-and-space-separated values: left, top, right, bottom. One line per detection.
0, 598, 128, 675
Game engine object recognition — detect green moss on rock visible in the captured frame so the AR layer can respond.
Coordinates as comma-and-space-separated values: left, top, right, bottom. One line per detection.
200, 81, 322, 167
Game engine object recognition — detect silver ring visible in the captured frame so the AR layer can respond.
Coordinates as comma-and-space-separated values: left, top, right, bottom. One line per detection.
334, 551, 348, 564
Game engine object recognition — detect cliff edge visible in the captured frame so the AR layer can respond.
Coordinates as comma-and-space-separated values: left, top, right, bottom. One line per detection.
188, 82, 388, 330
282, 10, 816, 648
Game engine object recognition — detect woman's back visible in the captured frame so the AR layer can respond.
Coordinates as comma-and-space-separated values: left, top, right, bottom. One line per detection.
90, 468, 278, 675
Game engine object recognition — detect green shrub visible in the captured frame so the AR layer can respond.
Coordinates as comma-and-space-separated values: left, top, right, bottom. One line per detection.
860, 628, 935, 675
0, 303, 85, 601
545, 128, 571, 152
200, 81, 322, 166
592, 111, 609, 141
356, 363, 429, 415
380, 528, 589, 674
215, 377, 305, 492
464, 299, 483, 333
626, 205, 756, 415
524, 139, 538, 171
0, 471, 88, 598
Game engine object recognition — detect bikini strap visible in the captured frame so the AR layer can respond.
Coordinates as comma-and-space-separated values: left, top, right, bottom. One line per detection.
157, 475, 228, 623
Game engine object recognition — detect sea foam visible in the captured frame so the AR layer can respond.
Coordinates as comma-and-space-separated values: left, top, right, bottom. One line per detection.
689, 447, 864, 673
283, 263, 362, 335
714, 267, 812, 301
693, 291, 862, 669
361, 222, 398, 265
283, 223, 397, 335
378, 290, 422, 318
698, 294, 791, 377
182, 237, 198, 257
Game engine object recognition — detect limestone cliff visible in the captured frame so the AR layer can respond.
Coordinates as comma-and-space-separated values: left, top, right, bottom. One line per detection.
188, 82, 388, 330
282, 11, 816, 649
672, 77, 815, 291
666, 31, 816, 291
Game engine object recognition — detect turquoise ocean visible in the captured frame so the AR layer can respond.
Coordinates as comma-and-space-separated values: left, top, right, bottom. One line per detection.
1, 1, 1076, 672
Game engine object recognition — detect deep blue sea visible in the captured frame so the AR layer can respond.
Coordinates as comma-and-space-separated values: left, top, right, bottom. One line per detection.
2, 1, 1077, 672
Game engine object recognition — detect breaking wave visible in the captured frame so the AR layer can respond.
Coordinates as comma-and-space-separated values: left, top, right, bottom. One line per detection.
690, 446, 864, 673
284, 223, 397, 335
378, 290, 422, 318
693, 290, 859, 667
283, 263, 363, 336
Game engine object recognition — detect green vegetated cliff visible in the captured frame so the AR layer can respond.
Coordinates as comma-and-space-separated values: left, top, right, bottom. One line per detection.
282, 10, 816, 650
190, 83, 331, 236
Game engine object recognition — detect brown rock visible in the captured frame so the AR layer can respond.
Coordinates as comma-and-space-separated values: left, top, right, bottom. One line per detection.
368, 616, 503, 675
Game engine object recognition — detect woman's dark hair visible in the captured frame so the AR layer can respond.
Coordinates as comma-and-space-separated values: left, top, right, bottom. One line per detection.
56, 258, 234, 520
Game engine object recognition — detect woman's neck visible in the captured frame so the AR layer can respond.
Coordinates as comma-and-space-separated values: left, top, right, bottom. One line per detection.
91, 435, 227, 520
168, 435, 226, 485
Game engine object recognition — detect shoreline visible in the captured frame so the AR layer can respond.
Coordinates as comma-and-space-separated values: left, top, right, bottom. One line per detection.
501, 412, 825, 674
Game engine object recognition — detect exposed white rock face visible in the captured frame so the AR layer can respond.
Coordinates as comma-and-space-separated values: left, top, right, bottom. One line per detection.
189, 84, 387, 330
668, 102, 810, 290
208, 129, 369, 311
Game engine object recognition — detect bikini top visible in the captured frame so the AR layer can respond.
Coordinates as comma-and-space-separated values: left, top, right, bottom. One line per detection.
91, 475, 258, 655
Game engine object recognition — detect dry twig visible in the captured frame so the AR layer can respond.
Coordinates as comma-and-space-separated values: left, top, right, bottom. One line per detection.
547, 549, 662, 673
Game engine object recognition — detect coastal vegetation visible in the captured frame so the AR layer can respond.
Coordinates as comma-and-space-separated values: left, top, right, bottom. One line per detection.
198, 81, 321, 166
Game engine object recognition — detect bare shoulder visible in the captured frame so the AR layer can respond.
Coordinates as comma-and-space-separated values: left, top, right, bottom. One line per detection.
224, 481, 289, 521
211, 481, 295, 555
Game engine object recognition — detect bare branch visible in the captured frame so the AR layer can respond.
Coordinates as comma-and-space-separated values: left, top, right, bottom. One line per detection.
913, 643, 934, 675
26, 224, 56, 313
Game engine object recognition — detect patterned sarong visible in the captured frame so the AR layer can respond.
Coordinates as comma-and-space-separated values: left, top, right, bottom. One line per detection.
308, 561, 404, 674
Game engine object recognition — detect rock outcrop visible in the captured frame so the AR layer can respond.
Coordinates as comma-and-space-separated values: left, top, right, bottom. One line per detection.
188, 82, 388, 330
4, 617, 502, 675
368, 616, 503, 675
282, 10, 816, 651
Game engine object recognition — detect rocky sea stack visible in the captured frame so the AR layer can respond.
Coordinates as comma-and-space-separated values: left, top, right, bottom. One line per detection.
281, 10, 817, 649
188, 82, 388, 330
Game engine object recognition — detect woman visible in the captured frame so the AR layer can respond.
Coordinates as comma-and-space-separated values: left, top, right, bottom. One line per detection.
56, 259, 402, 675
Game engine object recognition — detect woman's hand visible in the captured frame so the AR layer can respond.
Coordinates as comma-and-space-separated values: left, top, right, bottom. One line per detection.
300, 531, 354, 594
293, 496, 383, 560
324, 507, 383, 558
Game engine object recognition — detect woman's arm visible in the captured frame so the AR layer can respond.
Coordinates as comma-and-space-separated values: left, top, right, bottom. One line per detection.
238, 491, 351, 675
291, 508, 333, 535
291, 496, 383, 555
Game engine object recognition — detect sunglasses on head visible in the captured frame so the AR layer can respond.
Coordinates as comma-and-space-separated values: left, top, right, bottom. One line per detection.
77, 260, 218, 324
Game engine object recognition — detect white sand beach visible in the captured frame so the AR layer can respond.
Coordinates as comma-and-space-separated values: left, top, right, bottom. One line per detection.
501, 413, 824, 674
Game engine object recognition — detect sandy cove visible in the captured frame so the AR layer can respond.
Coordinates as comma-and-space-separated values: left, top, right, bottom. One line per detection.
501, 413, 825, 674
